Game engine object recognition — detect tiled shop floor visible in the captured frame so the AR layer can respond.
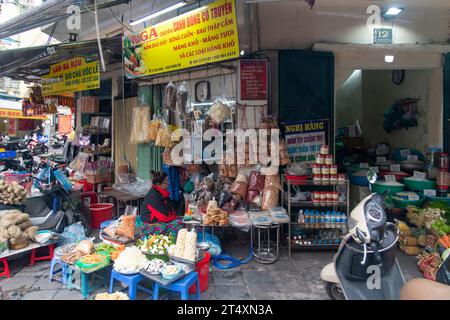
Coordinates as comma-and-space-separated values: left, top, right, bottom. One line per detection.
0, 241, 422, 300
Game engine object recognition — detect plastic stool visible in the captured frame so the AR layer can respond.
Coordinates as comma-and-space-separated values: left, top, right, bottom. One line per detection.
49, 257, 69, 284
153, 272, 200, 301
66, 266, 111, 299
30, 244, 55, 266
0, 257, 10, 279
109, 270, 152, 300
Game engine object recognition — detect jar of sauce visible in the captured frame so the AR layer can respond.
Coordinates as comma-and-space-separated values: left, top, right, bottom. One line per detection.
316, 154, 325, 165
325, 155, 334, 165
312, 164, 322, 175
321, 165, 330, 175
330, 165, 338, 175
320, 145, 329, 155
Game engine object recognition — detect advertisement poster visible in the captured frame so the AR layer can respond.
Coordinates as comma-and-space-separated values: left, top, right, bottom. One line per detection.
18, 119, 35, 131
58, 115, 72, 135
8, 119, 16, 135
239, 59, 268, 102
284, 119, 329, 163
123, 0, 239, 78
42, 57, 100, 95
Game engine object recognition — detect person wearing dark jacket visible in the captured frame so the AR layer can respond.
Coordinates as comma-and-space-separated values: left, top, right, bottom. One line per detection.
140, 171, 183, 237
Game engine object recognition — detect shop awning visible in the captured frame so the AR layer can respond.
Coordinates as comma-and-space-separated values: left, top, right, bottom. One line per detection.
0, 108, 47, 120
0, 36, 122, 82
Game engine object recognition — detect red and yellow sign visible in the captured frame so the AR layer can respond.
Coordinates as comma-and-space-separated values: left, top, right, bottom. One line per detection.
0, 108, 46, 120
123, 0, 239, 78
42, 57, 100, 95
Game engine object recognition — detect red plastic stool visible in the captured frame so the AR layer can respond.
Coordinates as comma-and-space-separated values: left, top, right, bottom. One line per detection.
0, 257, 10, 278
30, 244, 55, 267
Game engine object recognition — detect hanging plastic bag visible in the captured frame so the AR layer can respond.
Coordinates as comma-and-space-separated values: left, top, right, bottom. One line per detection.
209, 96, 232, 125
130, 107, 150, 144
176, 81, 189, 117
148, 115, 162, 141
155, 121, 173, 148
218, 190, 232, 208
163, 81, 177, 110
261, 188, 279, 210
248, 171, 265, 192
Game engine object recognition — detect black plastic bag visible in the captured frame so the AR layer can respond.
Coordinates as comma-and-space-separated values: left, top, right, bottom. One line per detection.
218, 190, 232, 208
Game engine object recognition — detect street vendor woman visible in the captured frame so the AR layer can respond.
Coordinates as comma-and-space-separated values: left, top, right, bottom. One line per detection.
140, 171, 183, 237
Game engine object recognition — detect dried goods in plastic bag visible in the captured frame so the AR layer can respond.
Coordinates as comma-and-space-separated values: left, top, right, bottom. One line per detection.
130, 107, 150, 144
209, 97, 232, 125
235, 173, 248, 184
116, 215, 136, 239
218, 190, 232, 208
176, 81, 189, 117
163, 147, 173, 166
261, 188, 279, 210
229, 181, 247, 199
148, 116, 162, 141
155, 123, 173, 148
163, 81, 177, 110
264, 173, 281, 190
246, 190, 260, 202
248, 171, 265, 192
252, 195, 263, 207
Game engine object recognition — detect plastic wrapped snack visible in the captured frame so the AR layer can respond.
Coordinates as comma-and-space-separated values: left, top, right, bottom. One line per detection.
116, 215, 136, 239
235, 173, 248, 184
148, 116, 162, 141
264, 173, 282, 190
183, 230, 197, 261
209, 97, 232, 125
261, 188, 279, 210
176, 81, 189, 117
229, 181, 247, 200
155, 122, 173, 148
248, 171, 265, 192
163, 147, 174, 166
174, 229, 187, 258
130, 107, 150, 144
163, 81, 177, 110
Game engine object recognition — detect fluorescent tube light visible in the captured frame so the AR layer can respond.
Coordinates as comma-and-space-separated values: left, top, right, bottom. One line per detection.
130, 1, 188, 26
383, 7, 404, 17
385, 55, 395, 63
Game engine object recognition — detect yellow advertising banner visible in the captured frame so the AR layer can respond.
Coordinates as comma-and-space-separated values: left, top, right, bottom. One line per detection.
123, 0, 239, 78
42, 57, 100, 95
0, 108, 47, 120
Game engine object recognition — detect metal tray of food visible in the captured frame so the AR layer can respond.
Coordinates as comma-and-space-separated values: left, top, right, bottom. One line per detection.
168, 249, 205, 265
100, 231, 141, 244
139, 269, 187, 286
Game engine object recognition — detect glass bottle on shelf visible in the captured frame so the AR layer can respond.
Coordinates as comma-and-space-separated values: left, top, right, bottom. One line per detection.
320, 211, 326, 229
331, 211, 336, 228
298, 209, 305, 227
325, 211, 331, 228
304, 210, 310, 229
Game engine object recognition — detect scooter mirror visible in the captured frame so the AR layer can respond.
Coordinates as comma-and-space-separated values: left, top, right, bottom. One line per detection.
367, 170, 377, 184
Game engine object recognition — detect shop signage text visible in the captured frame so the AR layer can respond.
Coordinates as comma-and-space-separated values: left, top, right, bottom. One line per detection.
42, 57, 100, 95
239, 59, 268, 102
123, 0, 239, 78
284, 119, 329, 163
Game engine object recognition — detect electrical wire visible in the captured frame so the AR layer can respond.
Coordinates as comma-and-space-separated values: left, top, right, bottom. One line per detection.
93, 0, 106, 72
108, 6, 133, 32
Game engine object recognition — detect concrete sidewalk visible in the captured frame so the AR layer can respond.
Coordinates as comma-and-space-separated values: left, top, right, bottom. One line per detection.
0, 241, 422, 300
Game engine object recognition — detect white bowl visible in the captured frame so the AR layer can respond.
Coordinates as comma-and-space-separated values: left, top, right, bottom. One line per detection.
34, 232, 52, 244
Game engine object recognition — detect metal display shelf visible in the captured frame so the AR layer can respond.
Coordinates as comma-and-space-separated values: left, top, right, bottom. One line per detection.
282, 175, 350, 259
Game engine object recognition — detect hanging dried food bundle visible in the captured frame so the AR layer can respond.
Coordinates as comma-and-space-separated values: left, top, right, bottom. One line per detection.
163, 81, 177, 110
130, 107, 150, 144
148, 116, 162, 141
155, 122, 174, 148
261, 188, 279, 210
176, 81, 189, 118
264, 173, 282, 190
209, 98, 232, 125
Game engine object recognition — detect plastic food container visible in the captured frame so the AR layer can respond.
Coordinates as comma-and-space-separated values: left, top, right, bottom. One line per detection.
316, 154, 325, 165
330, 165, 338, 175
371, 181, 405, 195
402, 177, 436, 191
320, 145, 329, 155
312, 164, 322, 175
321, 165, 330, 175
325, 155, 333, 165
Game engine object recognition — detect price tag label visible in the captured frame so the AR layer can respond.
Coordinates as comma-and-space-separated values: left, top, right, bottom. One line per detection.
369, 167, 379, 173
390, 164, 401, 172
413, 171, 426, 180
408, 194, 420, 201
407, 155, 419, 161
385, 175, 397, 183
377, 157, 387, 163
400, 149, 411, 157
424, 189, 436, 197
360, 163, 369, 169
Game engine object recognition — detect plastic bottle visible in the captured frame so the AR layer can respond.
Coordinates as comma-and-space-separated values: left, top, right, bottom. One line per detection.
342, 214, 348, 233
325, 211, 331, 228
298, 209, 305, 227
336, 212, 342, 229
304, 210, 310, 229
331, 211, 336, 228
320, 211, 326, 229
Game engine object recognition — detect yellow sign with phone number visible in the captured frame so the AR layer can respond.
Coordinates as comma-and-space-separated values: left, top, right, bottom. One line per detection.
42, 57, 100, 95
123, 0, 239, 78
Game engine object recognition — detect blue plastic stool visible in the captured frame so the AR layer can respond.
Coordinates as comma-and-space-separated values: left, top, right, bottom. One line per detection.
66, 266, 111, 299
109, 269, 152, 300
49, 257, 69, 285
153, 272, 200, 300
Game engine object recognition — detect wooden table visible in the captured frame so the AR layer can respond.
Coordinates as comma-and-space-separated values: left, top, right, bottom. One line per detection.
100, 189, 145, 218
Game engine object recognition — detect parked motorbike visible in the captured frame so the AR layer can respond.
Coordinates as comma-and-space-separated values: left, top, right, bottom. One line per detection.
51, 134, 67, 149
320, 170, 450, 300
27, 134, 49, 155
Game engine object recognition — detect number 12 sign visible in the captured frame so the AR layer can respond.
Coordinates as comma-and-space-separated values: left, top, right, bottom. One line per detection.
374, 28, 393, 44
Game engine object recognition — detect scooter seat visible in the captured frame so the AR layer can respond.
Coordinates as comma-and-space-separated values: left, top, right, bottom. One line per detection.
22, 197, 51, 218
